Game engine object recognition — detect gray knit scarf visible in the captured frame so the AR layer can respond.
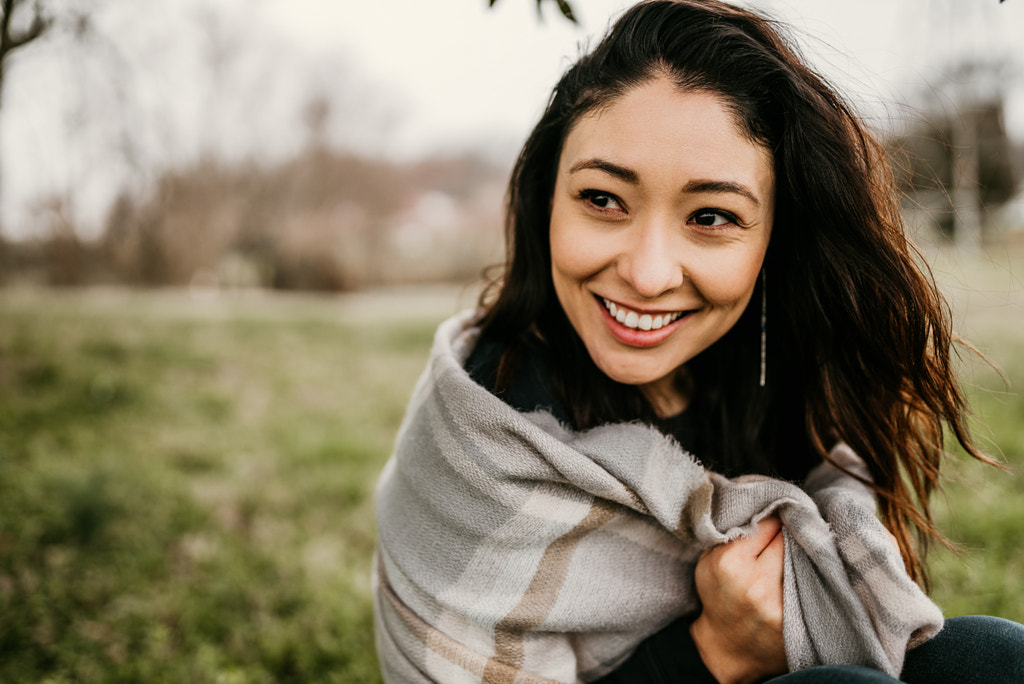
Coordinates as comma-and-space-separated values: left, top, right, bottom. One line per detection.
373, 311, 943, 683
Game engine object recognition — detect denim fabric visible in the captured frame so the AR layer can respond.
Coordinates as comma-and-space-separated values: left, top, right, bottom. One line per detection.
599, 615, 1024, 683
899, 615, 1024, 684
768, 616, 1024, 682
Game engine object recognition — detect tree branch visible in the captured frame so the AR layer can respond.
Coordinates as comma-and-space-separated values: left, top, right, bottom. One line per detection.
487, 0, 578, 24
0, 0, 14, 53
1, 0, 51, 62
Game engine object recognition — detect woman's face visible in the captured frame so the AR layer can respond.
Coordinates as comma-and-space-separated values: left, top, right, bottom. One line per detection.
549, 77, 775, 415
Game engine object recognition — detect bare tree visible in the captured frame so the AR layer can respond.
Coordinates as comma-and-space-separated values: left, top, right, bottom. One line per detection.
0, 0, 52, 111
0, 0, 51, 235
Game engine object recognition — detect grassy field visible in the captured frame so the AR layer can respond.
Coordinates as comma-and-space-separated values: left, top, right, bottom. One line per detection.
0, 251, 1021, 682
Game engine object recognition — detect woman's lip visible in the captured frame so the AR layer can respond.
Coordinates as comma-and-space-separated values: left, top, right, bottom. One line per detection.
595, 295, 691, 348
599, 296, 682, 317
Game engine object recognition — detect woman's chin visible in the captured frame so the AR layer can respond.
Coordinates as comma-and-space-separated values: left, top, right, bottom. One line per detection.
594, 360, 673, 390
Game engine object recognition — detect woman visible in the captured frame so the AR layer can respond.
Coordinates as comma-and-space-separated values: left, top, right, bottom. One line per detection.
373, 1, 1024, 682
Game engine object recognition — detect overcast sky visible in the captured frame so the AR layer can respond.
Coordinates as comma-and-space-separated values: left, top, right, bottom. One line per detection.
261, 0, 1024, 154
1, 0, 1023, 236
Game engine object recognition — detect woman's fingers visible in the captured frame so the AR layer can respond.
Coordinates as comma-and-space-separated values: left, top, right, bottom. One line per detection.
697, 515, 785, 584
691, 514, 788, 682
757, 519, 785, 564
719, 514, 783, 558
750, 515, 783, 556
695, 514, 785, 610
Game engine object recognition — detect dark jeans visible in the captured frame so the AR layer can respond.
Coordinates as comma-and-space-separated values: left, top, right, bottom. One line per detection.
773, 615, 1024, 683
600, 615, 1024, 683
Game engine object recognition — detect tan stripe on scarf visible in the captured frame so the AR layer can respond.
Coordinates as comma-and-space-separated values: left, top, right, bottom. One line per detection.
483, 497, 620, 683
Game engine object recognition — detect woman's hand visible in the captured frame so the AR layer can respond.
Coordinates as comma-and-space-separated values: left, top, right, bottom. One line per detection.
690, 515, 788, 684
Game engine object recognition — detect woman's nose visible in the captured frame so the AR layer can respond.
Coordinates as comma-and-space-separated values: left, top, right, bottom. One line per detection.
617, 220, 685, 299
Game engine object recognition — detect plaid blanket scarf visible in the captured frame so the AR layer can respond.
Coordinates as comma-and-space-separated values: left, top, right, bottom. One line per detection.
373, 311, 943, 683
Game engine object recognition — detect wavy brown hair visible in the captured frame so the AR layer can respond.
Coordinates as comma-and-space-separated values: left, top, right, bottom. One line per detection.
477, 0, 993, 586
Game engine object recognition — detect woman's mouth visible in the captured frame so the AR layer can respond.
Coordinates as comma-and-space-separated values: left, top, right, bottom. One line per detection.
601, 298, 684, 331
597, 296, 692, 348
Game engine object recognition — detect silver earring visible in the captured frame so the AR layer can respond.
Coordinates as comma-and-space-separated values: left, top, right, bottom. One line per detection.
759, 268, 767, 388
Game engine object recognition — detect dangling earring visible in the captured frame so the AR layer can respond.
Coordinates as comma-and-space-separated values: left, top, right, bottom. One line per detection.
759, 268, 767, 388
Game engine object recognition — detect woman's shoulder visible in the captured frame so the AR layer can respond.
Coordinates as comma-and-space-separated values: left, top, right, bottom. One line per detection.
464, 331, 573, 425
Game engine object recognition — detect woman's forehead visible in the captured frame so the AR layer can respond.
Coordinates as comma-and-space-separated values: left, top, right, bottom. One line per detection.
559, 79, 775, 199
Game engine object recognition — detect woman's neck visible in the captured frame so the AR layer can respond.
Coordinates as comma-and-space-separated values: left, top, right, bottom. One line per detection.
640, 368, 692, 419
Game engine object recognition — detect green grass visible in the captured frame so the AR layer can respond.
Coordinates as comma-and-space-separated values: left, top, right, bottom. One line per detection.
922, 247, 1024, 619
0, 253, 1021, 682
0, 286, 469, 683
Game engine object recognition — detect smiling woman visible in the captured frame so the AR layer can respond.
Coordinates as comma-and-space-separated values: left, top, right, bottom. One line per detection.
550, 82, 773, 417
371, 1, 1024, 683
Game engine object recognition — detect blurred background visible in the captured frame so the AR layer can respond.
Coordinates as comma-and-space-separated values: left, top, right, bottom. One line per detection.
1, 0, 1023, 285
1, 0, 1022, 681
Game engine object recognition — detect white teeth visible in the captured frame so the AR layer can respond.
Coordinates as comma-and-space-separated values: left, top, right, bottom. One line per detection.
602, 298, 682, 331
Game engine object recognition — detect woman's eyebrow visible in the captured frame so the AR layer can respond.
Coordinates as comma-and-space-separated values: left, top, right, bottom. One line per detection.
568, 158, 639, 184
569, 159, 762, 208
683, 179, 761, 207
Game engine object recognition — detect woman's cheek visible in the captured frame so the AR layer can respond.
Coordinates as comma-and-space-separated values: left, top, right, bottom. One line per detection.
693, 251, 764, 307
551, 221, 606, 281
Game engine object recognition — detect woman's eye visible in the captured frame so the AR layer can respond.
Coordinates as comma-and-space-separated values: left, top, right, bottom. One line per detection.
691, 209, 737, 228
579, 190, 623, 211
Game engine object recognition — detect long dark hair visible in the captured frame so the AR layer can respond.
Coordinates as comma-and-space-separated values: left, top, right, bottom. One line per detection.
477, 0, 990, 586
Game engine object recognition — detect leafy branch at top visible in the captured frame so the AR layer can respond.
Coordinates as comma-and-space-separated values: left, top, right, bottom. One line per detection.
488, 0, 578, 24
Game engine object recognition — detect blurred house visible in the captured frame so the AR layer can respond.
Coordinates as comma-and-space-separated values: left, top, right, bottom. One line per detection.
889, 63, 1021, 248
94, 150, 506, 291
